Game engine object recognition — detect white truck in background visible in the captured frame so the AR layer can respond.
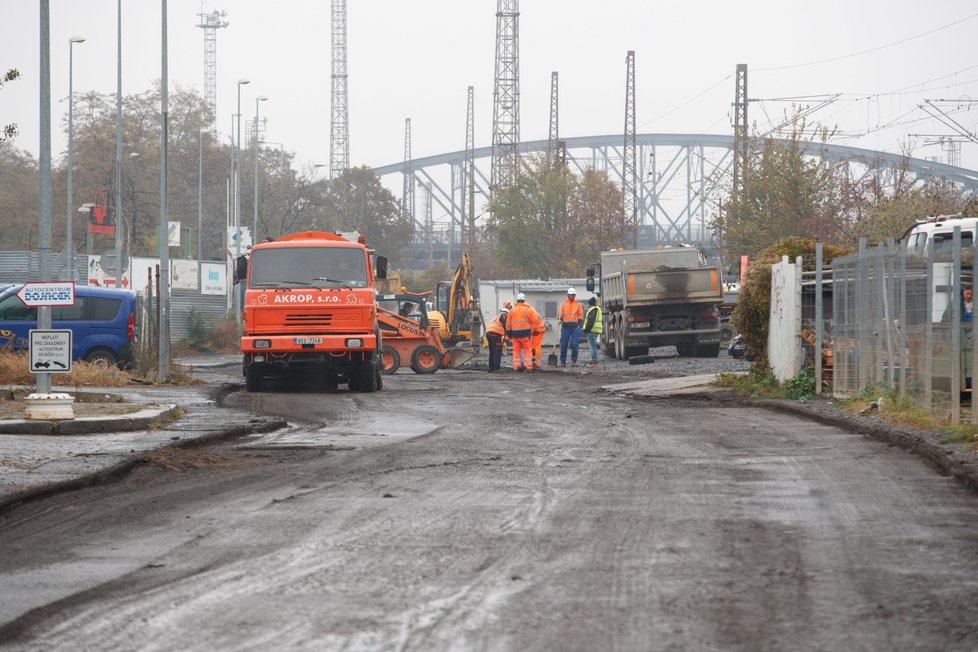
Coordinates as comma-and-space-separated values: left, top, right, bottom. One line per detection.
586, 247, 724, 359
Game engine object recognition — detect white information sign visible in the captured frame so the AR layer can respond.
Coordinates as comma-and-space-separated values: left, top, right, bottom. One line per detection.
168, 221, 182, 247
200, 262, 228, 295
29, 329, 73, 374
227, 226, 252, 254
171, 259, 200, 290
17, 281, 75, 307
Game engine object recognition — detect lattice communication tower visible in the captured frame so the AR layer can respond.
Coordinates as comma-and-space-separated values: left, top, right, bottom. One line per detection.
330, 0, 350, 179
490, 0, 520, 191
402, 118, 415, 226
732, 63, 748, 201
464, 86, 475, 251
196, 7, 228, 132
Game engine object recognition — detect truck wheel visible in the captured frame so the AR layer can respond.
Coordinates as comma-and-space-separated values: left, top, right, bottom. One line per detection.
614, 318, 625, 360
695, 343, 721, 358
676, 342, 693, 357
410, 344, 441, 374
245, 363, 264, 393
381, 346, 400, 375
624, 345, 647, 358
351, 353, 380, 392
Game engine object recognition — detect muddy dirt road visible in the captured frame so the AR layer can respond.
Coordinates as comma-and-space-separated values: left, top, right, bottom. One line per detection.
2, 360, 978, 650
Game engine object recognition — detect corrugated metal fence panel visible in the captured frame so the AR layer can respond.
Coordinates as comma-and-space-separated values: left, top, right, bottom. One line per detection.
170, 262, 230, 342
0, 251, 89, 284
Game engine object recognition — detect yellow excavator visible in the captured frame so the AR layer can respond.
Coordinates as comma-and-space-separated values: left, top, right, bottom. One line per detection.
427, 253, 482, 351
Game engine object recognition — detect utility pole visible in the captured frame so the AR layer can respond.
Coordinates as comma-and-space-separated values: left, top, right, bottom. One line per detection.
490, 0, 520, 193
623, 50, 637, 249
464, 86, 475, 252
159, 0, 170, 381
732, 63, 748, 202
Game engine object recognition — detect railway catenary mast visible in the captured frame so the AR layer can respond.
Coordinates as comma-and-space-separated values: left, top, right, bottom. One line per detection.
403, 118, 416, 228
490, 0, 520, 192
548, 71, 565, 166
464, 86, 475, 252
196, 6, 228, 133
732, 63, 748, 202
623, 50, 637, 248
330, 0, 350, 179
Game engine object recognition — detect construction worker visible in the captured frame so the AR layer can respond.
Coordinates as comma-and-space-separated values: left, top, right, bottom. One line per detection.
506, 293, 540, 372
558, 287, 585, 367
530, 314, 546, 369
583, 296, 603, 367
485, 300, 510, 372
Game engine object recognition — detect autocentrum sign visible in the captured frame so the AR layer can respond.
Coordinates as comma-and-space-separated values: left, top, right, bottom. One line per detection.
16, 281, 75, 307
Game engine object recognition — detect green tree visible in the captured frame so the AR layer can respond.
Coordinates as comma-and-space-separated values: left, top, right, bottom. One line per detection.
1, 69, 20, 141
321, 166, 414, 264
0, 141, 38, 249
485, 156, 627, 278
714, 113, 844, 260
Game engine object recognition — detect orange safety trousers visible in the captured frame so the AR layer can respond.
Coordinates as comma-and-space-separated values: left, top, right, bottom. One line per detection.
512, 337, 532, 370
531, 331, 544, 367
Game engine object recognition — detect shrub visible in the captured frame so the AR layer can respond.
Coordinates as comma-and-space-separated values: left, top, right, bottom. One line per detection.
732, 237, 851, 369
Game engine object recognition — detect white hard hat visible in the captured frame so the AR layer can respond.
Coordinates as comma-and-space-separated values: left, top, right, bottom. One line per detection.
516, 292, 526, 301
567, 287, 577, 295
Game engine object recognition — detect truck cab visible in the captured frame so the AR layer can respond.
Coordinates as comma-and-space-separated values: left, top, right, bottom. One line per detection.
238, 231, 386, 393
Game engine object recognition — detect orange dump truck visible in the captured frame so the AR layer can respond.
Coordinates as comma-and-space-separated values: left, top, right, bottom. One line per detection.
235, 231, 388, 393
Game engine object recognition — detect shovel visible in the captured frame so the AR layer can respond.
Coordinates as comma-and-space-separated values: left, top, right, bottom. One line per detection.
547, 341, 559, 366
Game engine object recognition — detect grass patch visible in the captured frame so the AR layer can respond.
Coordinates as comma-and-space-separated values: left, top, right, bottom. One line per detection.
840, 386, 952, 431
0, 350, 200, 387
715, 366, 782, 398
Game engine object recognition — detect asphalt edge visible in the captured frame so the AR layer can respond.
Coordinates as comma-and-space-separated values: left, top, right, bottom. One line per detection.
608, 385, 978, 496
0, 418, 287, 516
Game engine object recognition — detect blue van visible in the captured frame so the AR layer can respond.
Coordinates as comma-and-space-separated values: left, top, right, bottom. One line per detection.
0, 284, 136, 367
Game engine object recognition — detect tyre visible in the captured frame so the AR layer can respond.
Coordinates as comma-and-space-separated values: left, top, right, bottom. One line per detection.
350, 353, 380, 392
624, 345, 647, 358
84, 348, 119, 368
628, 354, 656, 365
695, 343, 721, 358
381, 346, 400, 375
676, 341, 693, 357
614, 319, 624, 360
410, 344, 441, 374
245, 363, 264, 393
720, 325, 735, 343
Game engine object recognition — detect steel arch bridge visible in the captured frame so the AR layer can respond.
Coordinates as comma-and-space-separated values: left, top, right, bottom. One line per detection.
372, 133, 978, 257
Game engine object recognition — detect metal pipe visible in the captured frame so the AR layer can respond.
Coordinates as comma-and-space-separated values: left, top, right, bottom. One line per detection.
67, 37, 85, 281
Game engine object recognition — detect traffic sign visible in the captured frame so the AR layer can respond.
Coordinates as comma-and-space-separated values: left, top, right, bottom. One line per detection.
98, 248, 129, 277
29, 329, 72, 374
16, 281, 75, 307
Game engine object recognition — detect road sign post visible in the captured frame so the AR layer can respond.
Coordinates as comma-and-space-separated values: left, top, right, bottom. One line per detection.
17, 282, 77, 419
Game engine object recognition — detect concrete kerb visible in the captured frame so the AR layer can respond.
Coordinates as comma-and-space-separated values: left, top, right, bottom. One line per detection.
0, 418, 287, 516
0, 404, 181, 435
601, 374, 978, 496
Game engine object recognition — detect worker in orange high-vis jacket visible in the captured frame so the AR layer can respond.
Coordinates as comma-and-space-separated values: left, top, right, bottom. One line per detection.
530, 312, 546, 369
485, 300, 510, 372
558, 287, 585, 367
506, 293, 540, 372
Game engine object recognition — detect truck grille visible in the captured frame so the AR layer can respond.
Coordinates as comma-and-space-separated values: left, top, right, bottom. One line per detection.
285, 314, 333, 326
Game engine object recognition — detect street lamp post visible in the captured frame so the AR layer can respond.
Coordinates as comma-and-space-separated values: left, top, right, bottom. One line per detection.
253, 95, 268, 240
66, 36, 85, 281
233, 78, 250, 324
198, 130, 204, 261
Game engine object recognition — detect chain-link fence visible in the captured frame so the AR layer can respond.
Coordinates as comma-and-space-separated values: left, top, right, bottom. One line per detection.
830, 231, 975, 424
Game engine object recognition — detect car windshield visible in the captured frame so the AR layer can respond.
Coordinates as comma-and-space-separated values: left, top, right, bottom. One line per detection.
249, 247, 368, 289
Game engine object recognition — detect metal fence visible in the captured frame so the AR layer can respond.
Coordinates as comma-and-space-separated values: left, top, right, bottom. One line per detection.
830, 233, 975, 425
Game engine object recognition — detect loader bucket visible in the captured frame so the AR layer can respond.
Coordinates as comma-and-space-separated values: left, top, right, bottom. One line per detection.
447, 345, 478, 368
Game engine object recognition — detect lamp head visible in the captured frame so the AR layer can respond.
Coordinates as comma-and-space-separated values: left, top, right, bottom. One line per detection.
257, 96, 269, 102
69, 36, 86, 44
237, 79, 250, 86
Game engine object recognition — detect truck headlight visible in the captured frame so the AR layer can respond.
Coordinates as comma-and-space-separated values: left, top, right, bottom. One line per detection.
254, 339, 271, 349
345, 338, 363, 348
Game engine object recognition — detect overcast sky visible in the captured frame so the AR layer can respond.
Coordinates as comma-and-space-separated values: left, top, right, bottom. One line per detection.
3, 0, 978, 174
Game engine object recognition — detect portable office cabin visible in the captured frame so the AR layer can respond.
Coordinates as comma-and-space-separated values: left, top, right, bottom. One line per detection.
479, 279, 595, 347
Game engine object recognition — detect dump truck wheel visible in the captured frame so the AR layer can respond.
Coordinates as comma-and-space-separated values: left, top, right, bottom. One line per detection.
351, 353, 380, 392
245, 363, 264, 393
410, 344, 441, 374
676, 342, 693, 357
381, 346, 400, 375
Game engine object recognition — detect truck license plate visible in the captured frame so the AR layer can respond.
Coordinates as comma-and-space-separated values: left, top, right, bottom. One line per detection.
294, 337, 323, 345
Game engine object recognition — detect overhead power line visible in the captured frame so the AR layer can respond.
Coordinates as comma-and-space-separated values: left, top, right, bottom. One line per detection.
755, 11, 978, 72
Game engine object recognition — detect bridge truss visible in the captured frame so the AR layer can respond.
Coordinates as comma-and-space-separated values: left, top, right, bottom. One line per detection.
372, 133, 978, 262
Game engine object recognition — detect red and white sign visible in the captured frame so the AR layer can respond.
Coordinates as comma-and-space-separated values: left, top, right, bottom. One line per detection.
16, 281, 76, 307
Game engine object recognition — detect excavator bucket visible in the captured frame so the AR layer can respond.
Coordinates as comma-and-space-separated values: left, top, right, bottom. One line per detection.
446, 345, 478, 368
